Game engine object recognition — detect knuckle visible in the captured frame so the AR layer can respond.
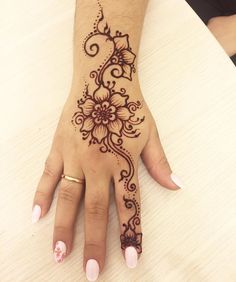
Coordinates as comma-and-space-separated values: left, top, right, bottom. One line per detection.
147, 162, 157, 174
157, 154, 168, 166
86, 201, 107, 219
43, 156, 58, 178
35, 189, 51, 199
148, 154, 169, 173
58, 182, 78, 203
54, 225, 72, 235
85, 241, 105, 252
54, 225, 67, 233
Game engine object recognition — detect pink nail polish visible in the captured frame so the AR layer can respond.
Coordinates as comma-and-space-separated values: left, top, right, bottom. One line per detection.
170, 173, 184, 189
32, 205, 41, 223
125, 246, 138, 268
86, 259, 99, 281
54, 241, 66, 263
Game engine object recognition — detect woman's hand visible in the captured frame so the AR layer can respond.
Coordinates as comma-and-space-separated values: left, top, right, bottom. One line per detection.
31, 1, 182, 281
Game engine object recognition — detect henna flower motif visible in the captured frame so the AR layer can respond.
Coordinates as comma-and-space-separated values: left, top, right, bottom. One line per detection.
113, 35, 136, 80
72, 5, 144, 254
79, 85, 134, 143
120, 230, 142, 254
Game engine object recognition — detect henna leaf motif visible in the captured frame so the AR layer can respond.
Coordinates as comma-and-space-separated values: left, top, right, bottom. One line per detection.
72, 2, 144, 254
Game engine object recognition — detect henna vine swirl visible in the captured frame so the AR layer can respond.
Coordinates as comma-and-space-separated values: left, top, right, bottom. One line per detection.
72, 1, 144, 254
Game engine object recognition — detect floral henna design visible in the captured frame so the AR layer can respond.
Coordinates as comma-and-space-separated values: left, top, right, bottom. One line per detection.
72, 1, 144, 254
120, 196, 142, 254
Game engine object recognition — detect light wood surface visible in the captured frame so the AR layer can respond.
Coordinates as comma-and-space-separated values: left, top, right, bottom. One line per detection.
1, 0, 236, 281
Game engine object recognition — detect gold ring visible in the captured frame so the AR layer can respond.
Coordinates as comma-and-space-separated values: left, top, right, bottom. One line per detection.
61, 174, 85, 184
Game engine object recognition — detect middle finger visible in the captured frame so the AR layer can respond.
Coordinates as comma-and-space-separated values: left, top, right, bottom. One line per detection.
83, 170, 111, 281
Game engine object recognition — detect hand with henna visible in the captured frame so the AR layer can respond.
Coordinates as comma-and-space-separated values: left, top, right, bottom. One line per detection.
31, 0, 183, 281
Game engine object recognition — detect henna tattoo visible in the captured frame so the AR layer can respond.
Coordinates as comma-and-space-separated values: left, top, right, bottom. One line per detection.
72, 0, 144, 254
120, 196, 142, 254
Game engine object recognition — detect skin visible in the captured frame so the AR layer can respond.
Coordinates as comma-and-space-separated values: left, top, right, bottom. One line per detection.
208, 14, 236, 57
32, 0, 180, 277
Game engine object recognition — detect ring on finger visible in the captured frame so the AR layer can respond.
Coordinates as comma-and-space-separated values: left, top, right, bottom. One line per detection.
61, 174, 85, 184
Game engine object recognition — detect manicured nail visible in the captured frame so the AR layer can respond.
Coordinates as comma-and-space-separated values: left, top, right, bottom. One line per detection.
32, 205, 41, 223
125, 246, 138, 268
86, 259, 99, 281
54, 241, 66, 263
170, 173, 184, 189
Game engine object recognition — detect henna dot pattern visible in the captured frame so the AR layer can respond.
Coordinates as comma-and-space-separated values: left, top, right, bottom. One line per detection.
72, 0, 145, 254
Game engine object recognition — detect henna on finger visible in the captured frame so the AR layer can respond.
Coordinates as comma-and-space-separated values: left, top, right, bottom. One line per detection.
72, 0, 144, 254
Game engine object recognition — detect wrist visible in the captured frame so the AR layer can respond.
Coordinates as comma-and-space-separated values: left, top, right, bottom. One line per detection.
69, 0, 147, 102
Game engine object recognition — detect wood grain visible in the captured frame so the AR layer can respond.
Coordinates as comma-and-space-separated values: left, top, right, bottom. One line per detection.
1, 0, 236, 281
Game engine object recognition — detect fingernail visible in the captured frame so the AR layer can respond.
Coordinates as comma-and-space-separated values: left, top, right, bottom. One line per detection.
170, 173, 184, 189
86, 259, 99, 281
54, 241, 66, 263
125, 246, 138, 268
32, 205, 41, 223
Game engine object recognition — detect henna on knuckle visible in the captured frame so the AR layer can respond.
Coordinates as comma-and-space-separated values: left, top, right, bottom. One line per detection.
71, 0, 143, 253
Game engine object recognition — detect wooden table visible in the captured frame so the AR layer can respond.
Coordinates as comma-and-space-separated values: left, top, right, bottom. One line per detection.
1, 0, 236, 281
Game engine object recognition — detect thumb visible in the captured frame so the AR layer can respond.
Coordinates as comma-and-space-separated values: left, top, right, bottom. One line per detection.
141, 126, 183, 190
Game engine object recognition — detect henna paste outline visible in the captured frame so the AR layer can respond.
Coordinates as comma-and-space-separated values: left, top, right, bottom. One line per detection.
72, 0, 144, 253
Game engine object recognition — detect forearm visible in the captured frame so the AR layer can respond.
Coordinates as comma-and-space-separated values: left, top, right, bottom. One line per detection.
208, 14, 236, 57
71, 0, 148, 91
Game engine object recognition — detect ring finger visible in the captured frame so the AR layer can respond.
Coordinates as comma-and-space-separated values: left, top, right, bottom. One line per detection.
53, 162, 85, 263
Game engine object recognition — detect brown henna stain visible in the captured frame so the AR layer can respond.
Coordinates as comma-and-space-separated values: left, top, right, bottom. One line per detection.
72, 0, 144, 254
